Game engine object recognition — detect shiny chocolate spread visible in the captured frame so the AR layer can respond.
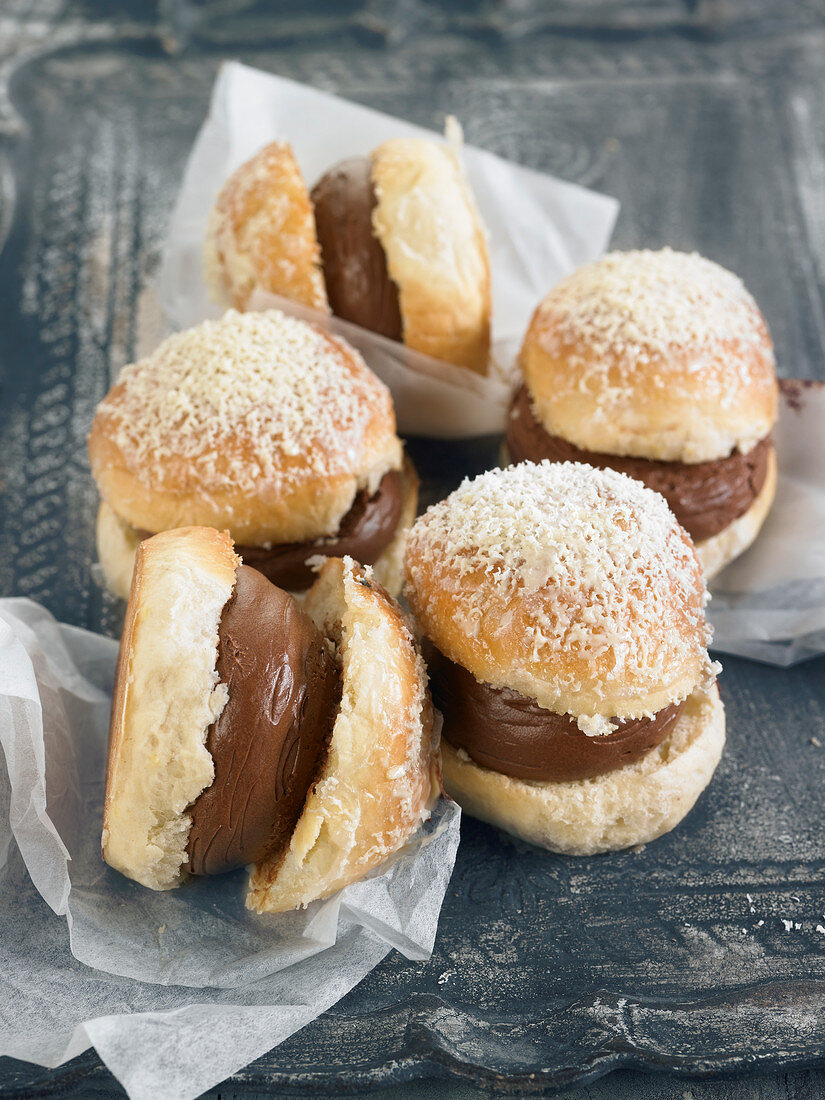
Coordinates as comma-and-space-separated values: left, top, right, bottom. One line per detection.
425, 643, 684, 783
505, 385, 771, 542
185, 565, 341, 875
311, 156, 403, 340
137, 469, 403, 593
239, 469, 403, 591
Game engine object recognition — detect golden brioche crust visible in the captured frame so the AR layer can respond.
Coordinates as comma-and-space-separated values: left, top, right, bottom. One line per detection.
204, 140, 328, 313
441, 683, 724, 854
247, 556, 439, 913
371, 138, 491, 375
521, 249, 779, 463
102, 527, 239, 890
88, 310, 403, 544
405, 461, 716, 721
697, 445, 777, 579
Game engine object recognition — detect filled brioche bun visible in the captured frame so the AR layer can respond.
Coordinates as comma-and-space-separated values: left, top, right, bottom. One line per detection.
103, 530, 439, 906
405, 461, 724, 852
369, 137, 491, 373
204, 141, 328, 313
248, 555, 440, 913
520, 249, 779, 464
406, 461, 716, 722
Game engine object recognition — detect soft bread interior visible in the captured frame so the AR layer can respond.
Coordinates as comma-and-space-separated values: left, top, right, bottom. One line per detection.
441, 682, 725, 855
247, 556, 438, 913
97, 500, 142, 600
101, 527, 239, 890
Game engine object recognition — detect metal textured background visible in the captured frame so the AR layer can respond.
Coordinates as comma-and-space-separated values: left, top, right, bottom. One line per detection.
1, 2, 825, 1097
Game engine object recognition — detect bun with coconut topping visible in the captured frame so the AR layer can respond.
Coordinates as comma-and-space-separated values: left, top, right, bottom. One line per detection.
103, 530, 439, 911
404, 461, 725, 854
510, 248, 779, 578
88, 309, 416, 599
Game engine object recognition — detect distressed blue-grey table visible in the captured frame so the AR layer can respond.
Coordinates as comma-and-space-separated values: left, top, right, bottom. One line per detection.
1, 2, 825, 1097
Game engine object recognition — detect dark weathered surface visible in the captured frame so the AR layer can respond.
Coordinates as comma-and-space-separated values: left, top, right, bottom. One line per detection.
1, 2, 825, 1098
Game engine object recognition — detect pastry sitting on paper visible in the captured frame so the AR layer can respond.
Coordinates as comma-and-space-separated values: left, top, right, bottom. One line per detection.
101, 529, 439, 913
204, 131, 491, 375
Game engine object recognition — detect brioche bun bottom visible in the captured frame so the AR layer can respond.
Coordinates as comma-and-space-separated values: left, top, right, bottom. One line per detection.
440, 683, 724, 855
95, 460, 418, 601
247, 556, 439, 913
696, 446, 777, 580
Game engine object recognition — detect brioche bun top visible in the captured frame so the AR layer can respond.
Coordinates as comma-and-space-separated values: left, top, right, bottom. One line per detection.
405, 460, 717, 723
520, 248, 778, 463
88, 309, 402, 544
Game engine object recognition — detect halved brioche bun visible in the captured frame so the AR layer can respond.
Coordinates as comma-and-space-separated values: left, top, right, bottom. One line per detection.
441, 683, 725, 854
102, 527, 239, 890
371, 137, 491, 374
204, 140, 328, 313
247, 556, 439, 913
88, 310, 402, 545
696, 446, 777, 580
520, 249, 779, 464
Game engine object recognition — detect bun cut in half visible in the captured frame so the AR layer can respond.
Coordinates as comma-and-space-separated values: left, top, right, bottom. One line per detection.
103, 530, 439, 909
405, 461, 724, 854
206, 135, 491, 373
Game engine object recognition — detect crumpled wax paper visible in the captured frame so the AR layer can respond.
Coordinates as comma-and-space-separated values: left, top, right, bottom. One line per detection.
156, 60, 619, 437
0, 597, 461, 1100
707, 380, 825, 665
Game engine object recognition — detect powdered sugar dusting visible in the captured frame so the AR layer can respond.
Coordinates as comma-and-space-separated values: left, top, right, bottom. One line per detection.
97, 309, 396, 494
406, 461, 716, 715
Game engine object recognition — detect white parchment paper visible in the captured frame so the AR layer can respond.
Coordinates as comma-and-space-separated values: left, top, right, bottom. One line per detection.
156, 61, 619, 437
0, 598, 460, 1100
707, 381, 825, 665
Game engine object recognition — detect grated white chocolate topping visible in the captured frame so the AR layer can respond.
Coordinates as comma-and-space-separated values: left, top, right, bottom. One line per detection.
406, 461, 718, 721
540, 248, 765, 363
98, 309, 396, 494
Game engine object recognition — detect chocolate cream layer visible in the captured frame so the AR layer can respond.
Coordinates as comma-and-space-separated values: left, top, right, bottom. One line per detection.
137, 469, 403, 593
186, 565, 341, 876
240, 469, 403, 590
311, 156, 403, 340
425, 643, 684, 783
506, 385, 771, 542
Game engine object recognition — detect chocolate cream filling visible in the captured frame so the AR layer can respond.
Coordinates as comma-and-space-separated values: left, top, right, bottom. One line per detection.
425, 643, 684, 783
505, 385, 771, 542
137, 469, 403, 592
239, 469, 403, 590
311, 156, 403, 340
186, 565, 341, 876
